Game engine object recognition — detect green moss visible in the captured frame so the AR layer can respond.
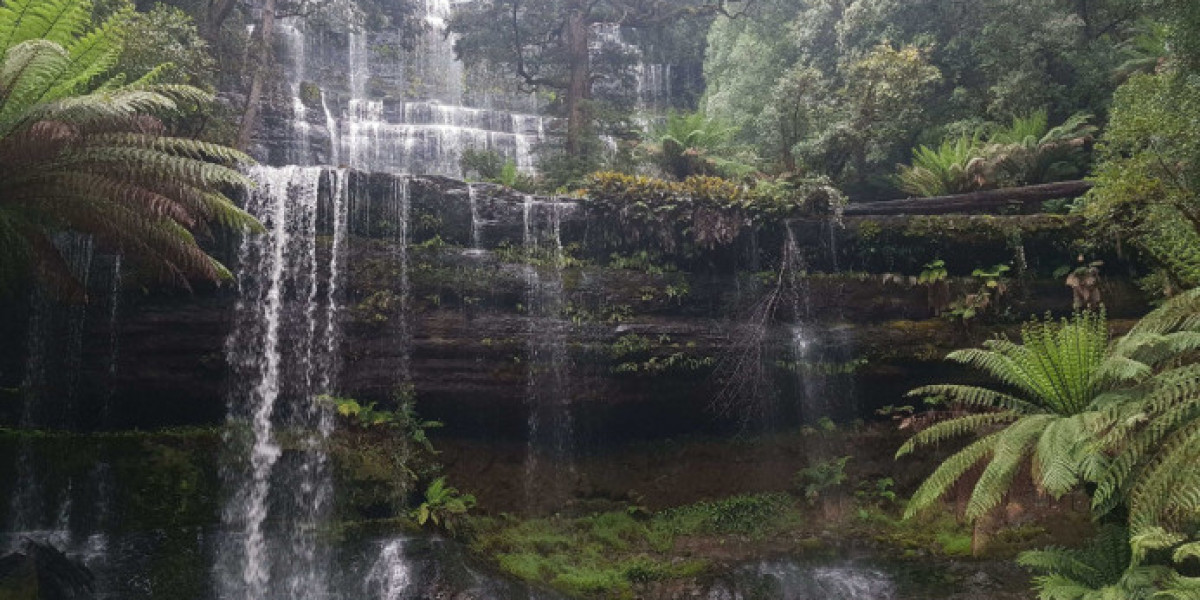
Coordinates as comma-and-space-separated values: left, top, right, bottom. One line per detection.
865, 508, 976, 558
935, 531, 974, 557
651, 493, 801, 538
470, 509, 717, 598
299, 81, 322, 108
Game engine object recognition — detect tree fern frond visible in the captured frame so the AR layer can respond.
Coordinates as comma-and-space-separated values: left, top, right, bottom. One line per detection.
904, 431, 1002, 519
966, 414, 1054, 520
1130, 527, 1187, 565
1036, 414, 1091, 498
0, 0, 260, 291
895, 411, 1019, 457
906, 384, 1041, 413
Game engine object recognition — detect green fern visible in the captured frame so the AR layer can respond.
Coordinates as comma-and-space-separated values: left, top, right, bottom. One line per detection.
895, 134, 989, 197
1020, 525, 1175, 600
902, 311, 1139, 520
0, 0, 257, 296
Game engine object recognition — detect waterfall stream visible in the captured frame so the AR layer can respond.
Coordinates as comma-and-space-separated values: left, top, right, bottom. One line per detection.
271, 2, 551, 177
219, 166, 348, 600
521, 197, 575, 508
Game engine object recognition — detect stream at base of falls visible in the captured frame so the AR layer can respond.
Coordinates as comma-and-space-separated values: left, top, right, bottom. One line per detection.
0, 525, 1019, 600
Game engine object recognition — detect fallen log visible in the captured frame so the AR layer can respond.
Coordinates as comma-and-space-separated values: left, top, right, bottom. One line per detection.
842, 180, 1092, 216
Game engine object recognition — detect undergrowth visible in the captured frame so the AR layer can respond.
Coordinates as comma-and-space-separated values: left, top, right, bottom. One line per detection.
469, 493, 800, 597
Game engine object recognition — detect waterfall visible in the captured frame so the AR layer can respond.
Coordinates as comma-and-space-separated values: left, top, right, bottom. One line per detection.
269, 3, 550, 177
590, 23, 675, 113
521, 197, 574, 509
783, 223, 857, 426
6, 233, 96, 553
99, 255, 122, 425
219, 166, 349, 600
389, 177, 413, 384
467, 184, 482, 251
711, 560, 896, 600
364, 539, 411, 600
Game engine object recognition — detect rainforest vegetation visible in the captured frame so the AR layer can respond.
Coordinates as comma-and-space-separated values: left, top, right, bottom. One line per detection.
2, 0, 1200, 598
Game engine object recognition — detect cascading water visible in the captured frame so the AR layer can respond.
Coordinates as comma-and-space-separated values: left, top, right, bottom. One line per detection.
590, 23, 675, 113
219, 165, 349, 600
388, 177, 413, 385
708, 560, 896, 600
467, 184, 482, 251
269, 2, 551, 177
364, 540, 411, 600
7, 233, 94, 551
779, 222, 860, 426
521, 197, 575, 508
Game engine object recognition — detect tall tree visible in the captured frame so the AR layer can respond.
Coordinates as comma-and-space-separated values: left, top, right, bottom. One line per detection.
449, 0, 749, 159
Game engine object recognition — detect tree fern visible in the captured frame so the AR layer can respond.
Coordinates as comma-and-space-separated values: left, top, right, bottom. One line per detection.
895, 133, 988, 197
1020, 525, 1172, 600
0, 0, 257, 294
902, 311, 1135, 519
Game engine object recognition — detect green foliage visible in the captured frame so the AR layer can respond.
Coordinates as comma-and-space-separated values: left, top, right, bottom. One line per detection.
855, 477, 897, 506
651, 493, 799, 538
986, 111, 1096, 187
493, 240, 586, 270
608, 333, 714, 375
460, 149, 537, 192
793, 456, 850, 503
943, 263, 1012, 324
329, 393, 442, 453
414, 476, 476, 533
116, 4, 215, 88
325, 392, 442, 517
918, 259, 948, 285
703, 0, 1131, 195
470, 510, 710, 598
607, 250, 675, 275
901, 311, 1128, 520
1018, 525, 1178, 600
642, 111, 751, 180
896, 112, 1095, 197
866, 508, 977, 558
1080, 71, 1200, 288
905, 287, 1200, 594
0, 0, 259, 297
460, 148, 506, 180
583, 171, 844, 253
896, 134, 988, 197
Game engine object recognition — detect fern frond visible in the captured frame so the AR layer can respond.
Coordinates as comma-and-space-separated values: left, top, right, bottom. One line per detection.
904, 431, 1002, 519
906, 384, 1040, 413
1035, 414, 1092, 498
896, 411, 1019, 457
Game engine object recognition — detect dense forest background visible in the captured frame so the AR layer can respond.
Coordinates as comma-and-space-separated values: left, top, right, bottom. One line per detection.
4, 0, 1200, 598
92, 0, 1200, 293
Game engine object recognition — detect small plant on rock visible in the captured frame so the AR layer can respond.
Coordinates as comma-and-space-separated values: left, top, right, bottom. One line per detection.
414, 476, 476, 533
794, 456, 851, 504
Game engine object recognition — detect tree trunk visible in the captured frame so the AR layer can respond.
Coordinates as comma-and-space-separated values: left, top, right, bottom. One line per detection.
203, 0, 238, 41
235, 0, 276, 152
564, 8, 590, 157
842, 180, 1093, 216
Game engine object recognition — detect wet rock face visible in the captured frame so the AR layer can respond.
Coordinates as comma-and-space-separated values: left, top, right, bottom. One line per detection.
2, 168, 1149, 439
0, 540, 95, 600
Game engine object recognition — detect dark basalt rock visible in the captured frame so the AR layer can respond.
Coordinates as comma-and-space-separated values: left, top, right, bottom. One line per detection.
0, 168, 1152, 440
0, 540, 95, 600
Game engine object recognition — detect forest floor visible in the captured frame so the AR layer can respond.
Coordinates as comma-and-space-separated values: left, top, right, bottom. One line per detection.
439, 423, 1091, 598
